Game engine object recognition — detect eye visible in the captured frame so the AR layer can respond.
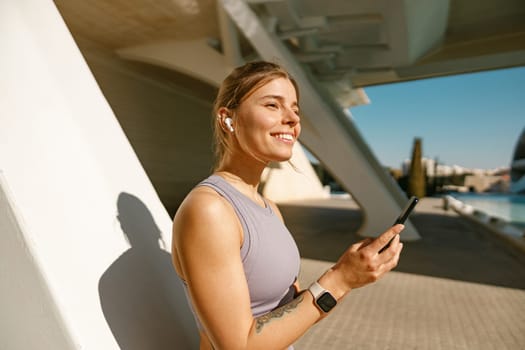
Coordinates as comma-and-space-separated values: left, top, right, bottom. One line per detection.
266, 103, 278, 109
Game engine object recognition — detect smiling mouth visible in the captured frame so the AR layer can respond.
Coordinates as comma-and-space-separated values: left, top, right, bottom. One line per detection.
273, 133, 294, 142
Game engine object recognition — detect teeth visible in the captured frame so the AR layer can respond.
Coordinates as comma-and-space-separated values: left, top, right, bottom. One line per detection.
275, 134, 293, 141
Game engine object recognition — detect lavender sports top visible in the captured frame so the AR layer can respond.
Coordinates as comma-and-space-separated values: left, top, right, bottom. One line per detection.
182, 174, 301, 333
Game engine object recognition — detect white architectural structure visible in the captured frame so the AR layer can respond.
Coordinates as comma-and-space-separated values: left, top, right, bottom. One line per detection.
1, 1, 197, 348
2, 0, 524, 348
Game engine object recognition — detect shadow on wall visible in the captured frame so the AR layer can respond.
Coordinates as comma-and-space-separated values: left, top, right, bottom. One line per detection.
99, 192, 197, 349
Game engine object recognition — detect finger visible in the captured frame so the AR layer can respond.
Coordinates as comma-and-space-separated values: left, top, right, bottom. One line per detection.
369, 224, 404, 252
382, 241, 404, 271
377, 234, 401, 259
375, 239, 403, 276
350, 238, 374, 252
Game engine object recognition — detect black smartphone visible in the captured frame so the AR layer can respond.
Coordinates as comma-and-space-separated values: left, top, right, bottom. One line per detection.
378, 196, 419, 253
393, 196, 419, 226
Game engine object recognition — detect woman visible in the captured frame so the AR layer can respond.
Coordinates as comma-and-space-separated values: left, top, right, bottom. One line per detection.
172, 61, 404, 349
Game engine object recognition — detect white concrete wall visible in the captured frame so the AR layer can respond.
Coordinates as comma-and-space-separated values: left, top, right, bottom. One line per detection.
0, 173, 77, 350
78, 42, 216, 215
0, 0, 197, 348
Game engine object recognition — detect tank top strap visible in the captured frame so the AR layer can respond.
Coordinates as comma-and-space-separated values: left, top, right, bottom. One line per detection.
197, 174, 261, 261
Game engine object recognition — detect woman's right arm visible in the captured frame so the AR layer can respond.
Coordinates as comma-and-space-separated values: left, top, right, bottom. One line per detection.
172, 188, 404, 349
172, 187, 328, 349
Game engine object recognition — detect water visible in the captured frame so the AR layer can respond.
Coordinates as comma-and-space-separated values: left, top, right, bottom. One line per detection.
451, 193, 525, 229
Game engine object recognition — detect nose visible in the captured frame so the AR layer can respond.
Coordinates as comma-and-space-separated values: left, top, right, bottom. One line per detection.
283, 107, 300, 126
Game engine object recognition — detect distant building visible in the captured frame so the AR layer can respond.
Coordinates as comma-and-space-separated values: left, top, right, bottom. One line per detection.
402, 158, 509, 178
464, 174, 509, 192
401, 157, 511, 193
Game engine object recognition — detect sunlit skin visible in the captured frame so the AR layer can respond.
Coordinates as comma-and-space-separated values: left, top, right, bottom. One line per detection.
216, 77, 301, 192
172, 75, 404, 350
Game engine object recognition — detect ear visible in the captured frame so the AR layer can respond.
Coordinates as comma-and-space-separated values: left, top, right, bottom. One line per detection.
217, 107, 234, 133
217, 107, 230, 120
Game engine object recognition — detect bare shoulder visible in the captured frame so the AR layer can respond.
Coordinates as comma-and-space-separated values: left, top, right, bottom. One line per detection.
172, 185, 244, 283
173, 186, 242, 258
174, 186, 239, 237
177, 186, 232, 217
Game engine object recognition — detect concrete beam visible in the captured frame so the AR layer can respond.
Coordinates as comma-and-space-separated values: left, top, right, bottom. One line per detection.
117, 39, 232, 86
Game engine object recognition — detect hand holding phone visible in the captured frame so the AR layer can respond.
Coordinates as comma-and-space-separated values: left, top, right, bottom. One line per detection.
378, 196, 419, 253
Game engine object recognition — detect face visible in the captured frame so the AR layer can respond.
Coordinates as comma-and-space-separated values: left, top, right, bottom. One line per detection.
231, 77, 301, 164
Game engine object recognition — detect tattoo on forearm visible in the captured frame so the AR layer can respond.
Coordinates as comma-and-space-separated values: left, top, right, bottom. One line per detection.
255, 293, 304, 334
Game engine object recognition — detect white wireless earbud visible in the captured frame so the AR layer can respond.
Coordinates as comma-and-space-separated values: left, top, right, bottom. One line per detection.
225, 117, 234, 132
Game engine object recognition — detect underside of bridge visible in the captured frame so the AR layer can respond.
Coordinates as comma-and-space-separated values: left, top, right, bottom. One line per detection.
55, 0, 525, 87
54, 0, 525, 238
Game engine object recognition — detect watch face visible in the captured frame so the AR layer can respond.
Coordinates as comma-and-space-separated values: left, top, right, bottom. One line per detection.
317, 292, 337, 312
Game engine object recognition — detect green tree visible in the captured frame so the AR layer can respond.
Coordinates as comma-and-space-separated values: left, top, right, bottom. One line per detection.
408, 137, 426, 198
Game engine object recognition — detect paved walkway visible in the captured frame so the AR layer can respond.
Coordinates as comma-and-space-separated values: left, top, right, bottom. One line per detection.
278, 197, 525, 350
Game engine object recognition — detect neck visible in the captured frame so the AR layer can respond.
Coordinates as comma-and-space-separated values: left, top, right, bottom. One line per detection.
215, 155, 269, 206
216, 154, 267, 188
215, 167, 268, 208
215, 166, 262, 189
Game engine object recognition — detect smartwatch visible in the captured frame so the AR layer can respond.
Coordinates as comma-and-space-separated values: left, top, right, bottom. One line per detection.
308, 281, 337, 313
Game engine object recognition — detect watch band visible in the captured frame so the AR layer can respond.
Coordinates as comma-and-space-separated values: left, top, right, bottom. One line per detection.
308, 281, 327, 299
308, 281, 337, 313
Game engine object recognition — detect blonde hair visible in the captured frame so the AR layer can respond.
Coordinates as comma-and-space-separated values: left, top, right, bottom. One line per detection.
212, 61, 299, 170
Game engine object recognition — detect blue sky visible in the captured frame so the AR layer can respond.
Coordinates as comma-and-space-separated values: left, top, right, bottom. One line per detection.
350, 66, 525, 170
